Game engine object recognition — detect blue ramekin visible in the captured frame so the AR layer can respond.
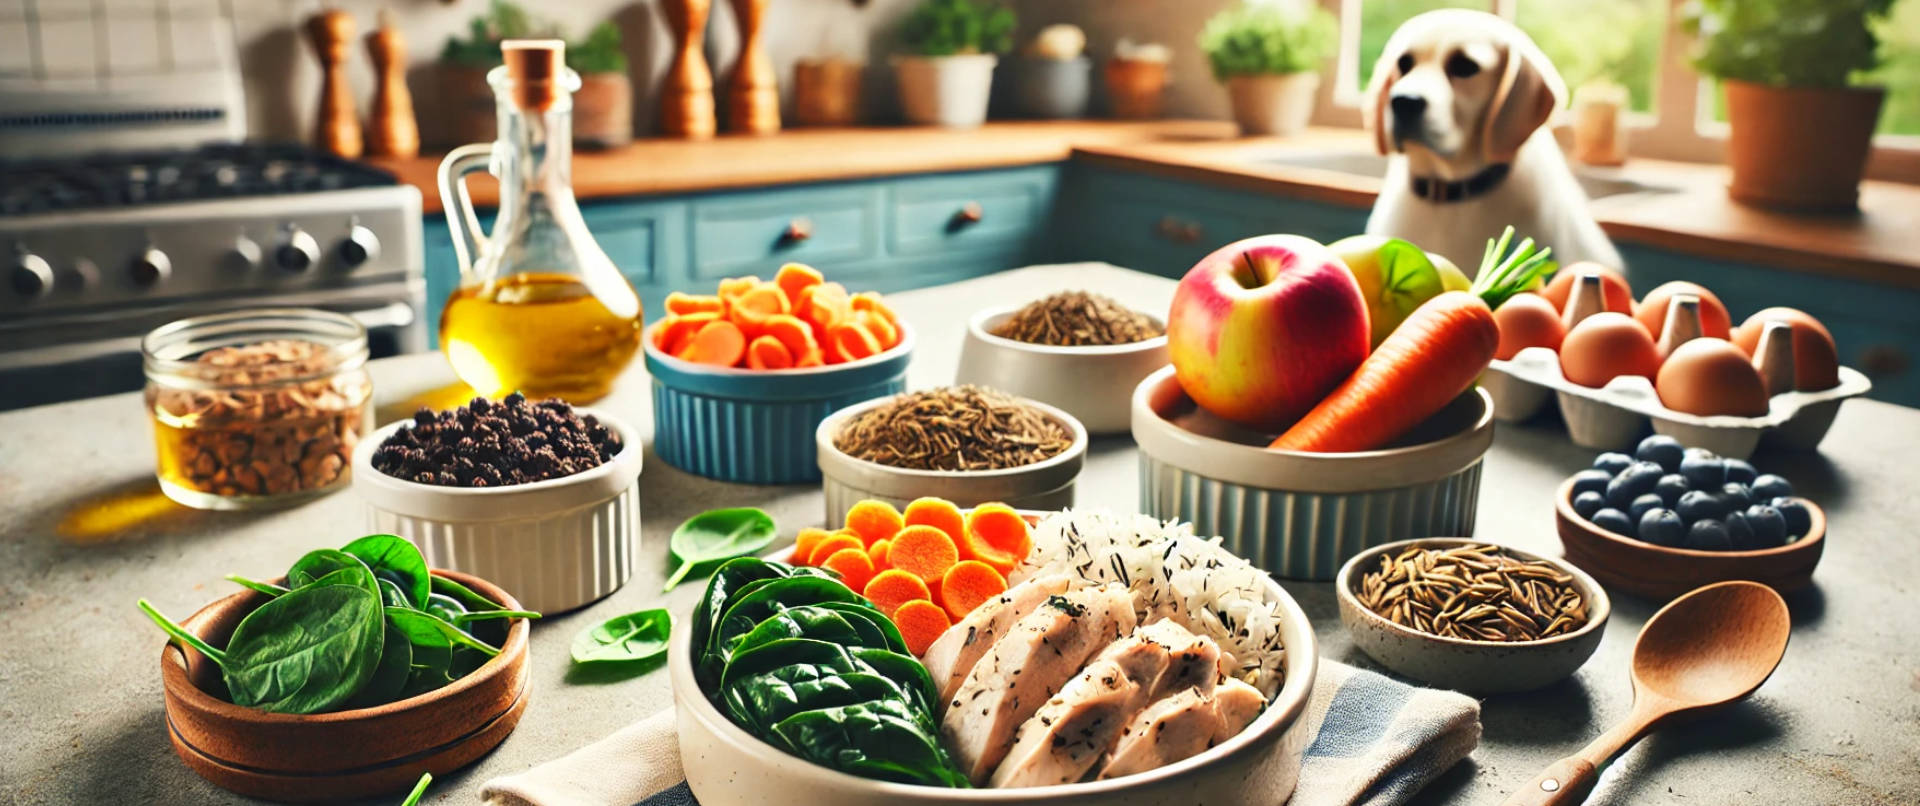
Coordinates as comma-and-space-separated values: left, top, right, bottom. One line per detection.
644, 322, 914, 484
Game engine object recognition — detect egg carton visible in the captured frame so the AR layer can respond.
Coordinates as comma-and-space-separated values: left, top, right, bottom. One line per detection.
1482, 347, 1872, 459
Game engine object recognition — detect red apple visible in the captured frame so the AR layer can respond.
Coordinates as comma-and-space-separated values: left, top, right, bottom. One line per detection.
1167, 235, 1371, 431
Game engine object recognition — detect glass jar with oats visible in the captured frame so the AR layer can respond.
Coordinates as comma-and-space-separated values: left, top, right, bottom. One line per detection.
142, 309, 374, 510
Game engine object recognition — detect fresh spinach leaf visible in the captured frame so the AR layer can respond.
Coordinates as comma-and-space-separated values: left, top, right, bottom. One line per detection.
136, 599, 230, 668
816, 601, 908, 655
851, 648, 941, 716
398, 772, 431, 806
770, 698, 970, 787
224, 575, 289, 598
662, 507, 778, 592
376, 578, 413, 608
454, 609, 542, 625
429, 574, 505, 612
342, 534, 432, 607
690, 558, 789, 676
401, 638, 454, 698
287, 549, 377, 593
424, 592, 467, 624
707, 576, 863, 677
570, 608, 672, 665
387, 606, 501, 657
346, 619, 413, 709
222, 584, 386, 714
719, 637, 860, 692
723, 667, 907, 734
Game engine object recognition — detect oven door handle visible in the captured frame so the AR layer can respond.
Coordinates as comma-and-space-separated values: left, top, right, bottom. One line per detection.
0, 301, 416, 372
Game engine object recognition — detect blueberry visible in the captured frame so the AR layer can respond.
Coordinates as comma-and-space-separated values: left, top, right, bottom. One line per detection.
1677, 489, 1727, 523
1720, 482, 1754, 511
1772, 497, 1813, 538
1592, 451, 1634, 476
1571, 469, 1613, 499
1724, 511, 1756, 550
1593, 508, 1635, 537
1573, 490, 1607, 520
1638, 508, 1687, 547
1684, 447, 1720, 462
1680, 452, 1729, 489
1655, 474, 1690, 506
1607, 461, 1666, 508
1751, 474, 1794, 500
1724, 459, 1758, 485
1635, 435, 1685, 472
1685, 519, 1733, 551
1745, 505, 1788, 549
1630, 493, 1665, 524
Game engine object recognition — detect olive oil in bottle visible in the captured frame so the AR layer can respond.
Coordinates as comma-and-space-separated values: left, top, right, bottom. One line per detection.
440, 272, 642, 402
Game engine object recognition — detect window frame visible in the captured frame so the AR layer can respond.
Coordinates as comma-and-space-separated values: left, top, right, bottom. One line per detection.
1309, 0, 1920, 184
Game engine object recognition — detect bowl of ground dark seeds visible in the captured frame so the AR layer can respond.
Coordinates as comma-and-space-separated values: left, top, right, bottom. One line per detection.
351, 395, 644, 613
956, 292, 1169, 435
814, 385, 1088, 518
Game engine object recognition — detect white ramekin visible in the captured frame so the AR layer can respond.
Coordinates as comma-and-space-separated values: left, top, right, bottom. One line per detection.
954, 305, 1169, 435
813, 393, 1088, 521
350, 407, 643, 614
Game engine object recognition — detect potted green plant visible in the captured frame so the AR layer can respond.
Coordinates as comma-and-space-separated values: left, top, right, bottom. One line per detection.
893, 0, 1016, 127
1198, 2, 1337, 136
1686, 0, 1895, 211
439, 2, 631, 148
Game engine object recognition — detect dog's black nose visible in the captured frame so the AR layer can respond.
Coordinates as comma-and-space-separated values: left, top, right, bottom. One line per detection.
1390, 94, 1428, 125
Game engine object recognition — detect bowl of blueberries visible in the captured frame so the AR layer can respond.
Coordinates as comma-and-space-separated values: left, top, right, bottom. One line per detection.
1553, 434, 1825, 600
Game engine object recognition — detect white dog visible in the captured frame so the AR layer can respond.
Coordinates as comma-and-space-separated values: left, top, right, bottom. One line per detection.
1363, 10, 1621, 273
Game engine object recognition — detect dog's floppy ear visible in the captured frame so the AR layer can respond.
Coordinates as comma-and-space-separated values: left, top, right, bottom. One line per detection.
1479, 30, 1566, 163
1363, 41, 1403, 156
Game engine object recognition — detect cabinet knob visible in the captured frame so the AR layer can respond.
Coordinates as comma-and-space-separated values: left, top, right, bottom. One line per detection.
955, 202, 984, 225
781, 218, 813, 244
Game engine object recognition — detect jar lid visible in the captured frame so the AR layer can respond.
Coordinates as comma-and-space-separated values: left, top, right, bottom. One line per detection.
502, 39, 566, 112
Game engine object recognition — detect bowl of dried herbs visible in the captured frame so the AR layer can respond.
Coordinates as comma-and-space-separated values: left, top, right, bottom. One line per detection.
956, 291, 1168, 434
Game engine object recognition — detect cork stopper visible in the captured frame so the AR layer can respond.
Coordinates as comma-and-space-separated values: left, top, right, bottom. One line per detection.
501, 39, 566, 111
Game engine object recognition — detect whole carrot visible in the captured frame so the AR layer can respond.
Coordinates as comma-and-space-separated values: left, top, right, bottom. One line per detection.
1270, 227, 1554, 453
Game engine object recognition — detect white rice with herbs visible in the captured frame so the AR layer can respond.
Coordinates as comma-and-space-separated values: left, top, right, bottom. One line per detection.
1011, 509, 1287, 697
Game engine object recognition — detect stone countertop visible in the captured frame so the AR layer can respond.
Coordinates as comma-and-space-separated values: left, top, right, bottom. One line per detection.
2, 263, 1915, 805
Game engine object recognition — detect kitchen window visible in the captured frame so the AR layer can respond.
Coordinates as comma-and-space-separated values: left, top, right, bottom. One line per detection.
1311, 0, 1920, 183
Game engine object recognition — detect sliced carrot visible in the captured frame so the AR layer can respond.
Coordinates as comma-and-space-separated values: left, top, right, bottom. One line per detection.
822, 337, 853, 366
851, 291, 897, 326
652, 315, 680, 350
862, 569, 931, 618
828, 320, 882, 362
961, 504, 1031, 574
746, 334, 794, 370
806, 533, 864, 567
657, 312, 718, 355
791, 527, 831, 564
717, 275, 759, 302
940, 561, 1008, 621
797, 281, 851, 330
889, 524, 959, 584
856, 310, 899, 351
868, 538, 892, 571
903, 497, 965, 543
761, 313, 820, 358
729, 282, 792, 336
664, 291, 724, 316
675, 319, 747, 367
793, 348, 825, 368
892, 599, 952, 656
844, 500, 904, 546
822, 547, 876, 593
774, 263, 824, 306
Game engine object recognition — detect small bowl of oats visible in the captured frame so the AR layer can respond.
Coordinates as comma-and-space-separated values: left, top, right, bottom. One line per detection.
955, 291, 1167, 435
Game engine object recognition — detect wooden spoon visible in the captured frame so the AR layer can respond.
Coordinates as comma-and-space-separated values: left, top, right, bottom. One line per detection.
1502, 580, 1791, 805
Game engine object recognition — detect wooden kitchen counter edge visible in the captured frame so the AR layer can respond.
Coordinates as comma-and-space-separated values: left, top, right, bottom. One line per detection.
367, 119, 1920, 291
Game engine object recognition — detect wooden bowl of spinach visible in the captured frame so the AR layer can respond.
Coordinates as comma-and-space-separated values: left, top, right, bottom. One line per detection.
142, 535, 535, 803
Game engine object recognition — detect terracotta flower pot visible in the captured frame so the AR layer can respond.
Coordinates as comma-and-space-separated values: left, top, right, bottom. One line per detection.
1105, 58, 1170, 120
1224, 72, 1319, 136
793, 58, 865, 126
1724, 80, 1884, 212
574, 71, 635, 149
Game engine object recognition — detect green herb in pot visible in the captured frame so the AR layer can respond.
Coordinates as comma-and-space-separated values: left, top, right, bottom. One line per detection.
662, 507, 778, 592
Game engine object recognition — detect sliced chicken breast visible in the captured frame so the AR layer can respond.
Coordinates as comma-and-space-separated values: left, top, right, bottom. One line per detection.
1137, 619, 1221, 700
1096, 688, 1225, 780
1210, 677, 1266, 743
988, 626, 1175, 787
922, 574, 1072, 705
942, 585, 1137, 784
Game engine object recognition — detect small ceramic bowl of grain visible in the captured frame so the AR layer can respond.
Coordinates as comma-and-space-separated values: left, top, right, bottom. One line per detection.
814, 387, 1088, 521
1335, 538, 1610, 694
954, 301, 1168, 435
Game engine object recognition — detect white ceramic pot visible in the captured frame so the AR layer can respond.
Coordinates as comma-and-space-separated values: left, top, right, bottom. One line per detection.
350, 407, 643, 614
894, 53, 998, 128
1225, 72, 1319, 136
954, 305, 1167, 435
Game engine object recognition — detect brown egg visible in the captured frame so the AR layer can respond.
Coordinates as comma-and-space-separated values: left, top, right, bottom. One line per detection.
1543, 262, 1633, 315
1493, 292, 1566, 360
1731, 307, 1840, 391
1559, 312, 1662, 388
1634, 281, 1732, 340
1657, 338, 1771, 416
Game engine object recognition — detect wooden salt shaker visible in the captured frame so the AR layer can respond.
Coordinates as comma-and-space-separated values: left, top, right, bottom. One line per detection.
726, 0, 780, 134
364, 9, 418, 158
306, 8, 363, 158
660, 0, 716, 139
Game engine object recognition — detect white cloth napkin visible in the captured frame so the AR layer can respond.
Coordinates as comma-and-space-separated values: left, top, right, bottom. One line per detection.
481, 660, 1480, 806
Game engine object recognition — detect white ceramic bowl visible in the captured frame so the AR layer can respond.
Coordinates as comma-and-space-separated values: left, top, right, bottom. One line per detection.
669, 562, 1320, 806
1131, 366, 1494, 580
1335, 538, 1610, 694
814, 393, 1089, 520
350, 407, 643, 614
954, 305, 1168, 435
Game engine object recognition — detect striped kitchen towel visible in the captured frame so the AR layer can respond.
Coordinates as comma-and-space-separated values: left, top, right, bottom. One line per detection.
481, 659, 1480, 806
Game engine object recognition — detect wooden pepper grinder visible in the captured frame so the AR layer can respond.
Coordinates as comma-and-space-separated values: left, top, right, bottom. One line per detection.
726, 0, 780, 134
364, 9, 418, 157
660, 0, 717, 139
306, 8, 363, 158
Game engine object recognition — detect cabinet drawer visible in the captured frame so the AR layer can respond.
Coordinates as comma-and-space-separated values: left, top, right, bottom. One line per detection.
582, 198, 689, 288
690, 185, 880, 278
888, 167, 1057, 257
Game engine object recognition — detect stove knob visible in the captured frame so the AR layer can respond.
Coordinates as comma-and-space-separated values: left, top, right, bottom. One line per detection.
9, 252, 54, 298
276, 229, 320, 272
225, 237, 262, 271
338, 225, 380, 269
130, 247, 172, 287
